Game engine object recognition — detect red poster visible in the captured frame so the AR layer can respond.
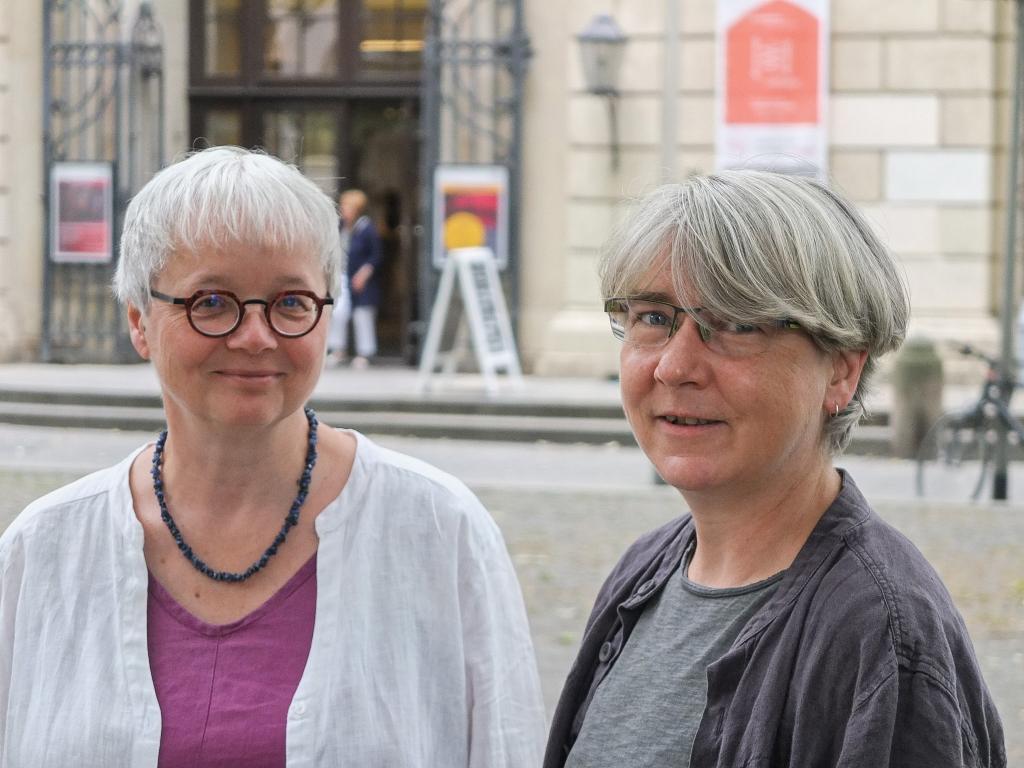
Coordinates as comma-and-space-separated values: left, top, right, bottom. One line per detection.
716, 0, 828, 176
50, 162, 114, 263
726, 0, 819, 125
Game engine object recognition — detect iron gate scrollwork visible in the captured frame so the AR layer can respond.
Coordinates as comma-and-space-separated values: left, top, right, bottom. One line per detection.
419, 0, 530, 348
42, 0, 165, 363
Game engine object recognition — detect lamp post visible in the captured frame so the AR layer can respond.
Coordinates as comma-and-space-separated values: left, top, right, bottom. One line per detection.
576, 14, 627, 169
132, 2, 163, 79
994, 0, 1024, 500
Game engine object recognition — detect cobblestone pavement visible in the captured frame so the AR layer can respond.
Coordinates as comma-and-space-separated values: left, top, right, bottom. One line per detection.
3, 459, 1022, 760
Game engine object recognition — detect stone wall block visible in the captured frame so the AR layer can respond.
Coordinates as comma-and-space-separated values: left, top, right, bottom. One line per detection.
675, 149, 716, 179
941, 0, 997, 33
681, 37, 715, 92
833, 0, 940, 33
903, 256, 989, 311
859, 204, 941, 255
830, 95, 939, 147
941, 96, 996, 147
568, 147, 661, 198
996, 39, 1014, 96
566, 251, 607, 306
831, 38, 883, 91
533, 307, 619, 377
615, 1, 666, 36
939, 206, 994, 255
617, 38, 663, 93
0, 188, 8, 240
829, 150, 883, 202
992, 148, 1009, 204
676, 94, 715, 145
886, 150, 991, 202
568, 201, 616, 250
569, 94, 661, 146
885, 38, 995, 91
680, 1, 715, 35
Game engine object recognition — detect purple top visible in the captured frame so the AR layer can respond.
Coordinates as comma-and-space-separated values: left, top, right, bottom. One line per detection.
147, 555, 318, 768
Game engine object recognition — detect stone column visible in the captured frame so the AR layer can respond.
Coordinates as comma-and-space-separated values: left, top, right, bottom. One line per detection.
532, 1, 719, 377
0, 2, 43, 361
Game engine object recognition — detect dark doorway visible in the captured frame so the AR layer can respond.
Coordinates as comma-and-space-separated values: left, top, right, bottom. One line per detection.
188, 0, 425, 361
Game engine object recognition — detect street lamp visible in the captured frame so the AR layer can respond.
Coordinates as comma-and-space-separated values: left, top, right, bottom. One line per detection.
576, 14, 627, 168
131, 1, 163, 80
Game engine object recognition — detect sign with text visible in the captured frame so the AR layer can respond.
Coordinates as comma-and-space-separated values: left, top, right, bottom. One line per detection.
418, 247, 522, 396
50, 162, 114, 263
716, 0, 829, 176
432, 165, 509, 270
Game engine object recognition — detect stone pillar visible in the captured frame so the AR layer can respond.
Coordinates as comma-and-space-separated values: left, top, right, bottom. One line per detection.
0, 2, 43, 361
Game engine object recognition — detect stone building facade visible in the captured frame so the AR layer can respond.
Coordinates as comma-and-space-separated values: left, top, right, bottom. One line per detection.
532, 0, 1016, 376
0, 0, 1016, 378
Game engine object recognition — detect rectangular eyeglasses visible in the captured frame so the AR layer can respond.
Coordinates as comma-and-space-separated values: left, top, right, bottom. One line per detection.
603, 297, 801, 357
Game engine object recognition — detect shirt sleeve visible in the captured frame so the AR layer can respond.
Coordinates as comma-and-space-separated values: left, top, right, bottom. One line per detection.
837, 667, 1006, 767
457, 505, 546, 768
0, 532, 24, 764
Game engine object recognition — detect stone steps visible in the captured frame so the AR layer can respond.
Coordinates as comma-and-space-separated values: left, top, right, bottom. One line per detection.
0, 386, 893, 454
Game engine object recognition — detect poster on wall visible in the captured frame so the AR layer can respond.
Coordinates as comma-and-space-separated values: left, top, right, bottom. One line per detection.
50, 162, 114, 263
715, 0, 829, 177
432, 164, 509, 270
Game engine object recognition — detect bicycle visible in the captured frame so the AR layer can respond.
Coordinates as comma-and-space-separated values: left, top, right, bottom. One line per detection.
915, 344, 1024, 500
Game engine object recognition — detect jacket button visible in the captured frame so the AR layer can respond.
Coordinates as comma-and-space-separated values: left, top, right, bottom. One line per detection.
637, 579, 655, 595
598, 641, 615, 663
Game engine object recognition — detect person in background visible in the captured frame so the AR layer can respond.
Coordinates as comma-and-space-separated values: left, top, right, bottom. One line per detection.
545, 171, 1005, 767
0, 147, 545, 767
328, 188, 383, 369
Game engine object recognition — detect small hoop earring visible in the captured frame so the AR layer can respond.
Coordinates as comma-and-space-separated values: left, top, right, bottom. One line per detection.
833, 403, 840, 418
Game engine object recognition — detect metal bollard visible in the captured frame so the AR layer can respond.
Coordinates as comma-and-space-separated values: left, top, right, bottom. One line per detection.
890, 337, 944, 459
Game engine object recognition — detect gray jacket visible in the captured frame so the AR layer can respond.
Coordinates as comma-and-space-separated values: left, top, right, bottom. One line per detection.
544, 474, 1006, 767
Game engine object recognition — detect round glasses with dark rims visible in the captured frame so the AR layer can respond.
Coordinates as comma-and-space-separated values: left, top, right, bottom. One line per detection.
150, 289, 334, 338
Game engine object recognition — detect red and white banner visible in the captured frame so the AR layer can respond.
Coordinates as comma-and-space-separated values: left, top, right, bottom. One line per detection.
716, 0, 829, 176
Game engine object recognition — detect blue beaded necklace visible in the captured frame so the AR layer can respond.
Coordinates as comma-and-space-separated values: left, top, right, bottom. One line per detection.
150, 407, 319, 583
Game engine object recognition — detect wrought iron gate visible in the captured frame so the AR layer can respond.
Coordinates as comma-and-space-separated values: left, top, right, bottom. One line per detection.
419, 0, 530, 346
42, 0, 164, 362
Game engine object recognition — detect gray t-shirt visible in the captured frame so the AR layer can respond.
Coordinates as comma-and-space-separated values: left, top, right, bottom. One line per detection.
565, 549, 782, 768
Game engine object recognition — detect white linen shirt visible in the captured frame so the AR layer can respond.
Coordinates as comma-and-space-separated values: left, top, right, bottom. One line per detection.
0, 431, 545, 767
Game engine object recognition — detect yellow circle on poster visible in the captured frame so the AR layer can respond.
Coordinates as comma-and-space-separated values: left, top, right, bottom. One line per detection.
444, 212, 487, 250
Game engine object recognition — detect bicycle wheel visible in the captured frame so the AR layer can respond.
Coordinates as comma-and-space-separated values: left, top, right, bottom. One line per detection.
915, 413, 987, 499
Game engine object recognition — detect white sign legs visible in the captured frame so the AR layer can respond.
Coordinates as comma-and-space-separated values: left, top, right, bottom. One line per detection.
417, 247, 523, 397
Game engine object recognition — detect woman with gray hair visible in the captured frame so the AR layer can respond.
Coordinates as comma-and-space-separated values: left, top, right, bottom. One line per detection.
0, 147, 544, 766
545, 171, 1005, 767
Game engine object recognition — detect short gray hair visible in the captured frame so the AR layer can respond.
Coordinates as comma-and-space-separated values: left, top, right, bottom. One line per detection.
601, 170, 910, 454
114, 146, 341, 308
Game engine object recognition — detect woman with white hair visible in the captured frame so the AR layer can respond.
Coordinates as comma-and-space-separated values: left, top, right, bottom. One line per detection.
0, 147, 544, 766
545, 171, 1005, 767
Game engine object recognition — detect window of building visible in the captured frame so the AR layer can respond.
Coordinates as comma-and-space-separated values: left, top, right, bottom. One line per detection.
191, 0, 427, 84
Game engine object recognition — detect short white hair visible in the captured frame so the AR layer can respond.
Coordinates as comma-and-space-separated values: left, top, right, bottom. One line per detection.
601, 170, 910, 454
114, 146, 341, 308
